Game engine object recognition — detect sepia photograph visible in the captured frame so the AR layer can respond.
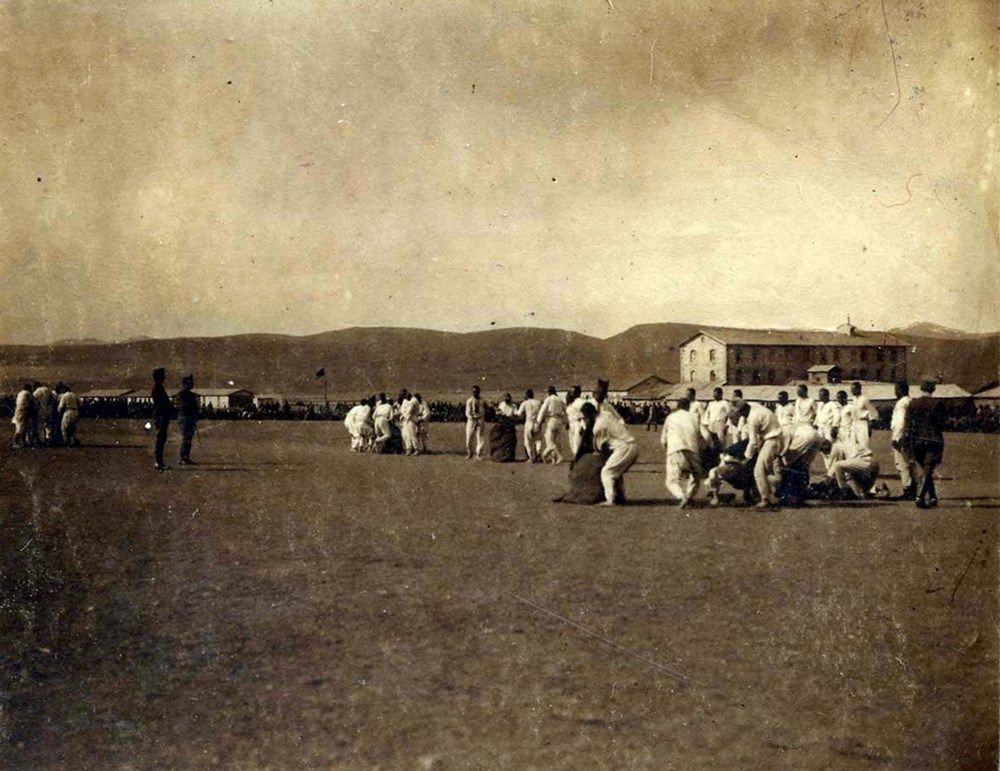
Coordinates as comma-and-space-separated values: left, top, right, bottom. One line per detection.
1, 0, 997, 767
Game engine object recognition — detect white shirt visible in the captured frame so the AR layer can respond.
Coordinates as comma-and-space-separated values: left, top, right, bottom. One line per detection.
745, 404, 783, 458
497, 400, 517, 418
594, 411, 635, 451
373, 402, 394, 421
357, 403, 373, 424
838, 401, 855, 431
598, 401, 625, 424
793, 397, 816, 425
890, 395, 911, 442
688, 400, 706, 427
815, 400, 840, 429
465, 396, 484, 421
401, 397, 420, 421
566, 396, 596, 424
774, 402, 795, 426
660, 409, 703, 455
537, 394, 567, 423
417, 401, 431, 421
780, 423, 825, 467
829, 438, 874, 465
516, 398, 541, 424
33, 386, 53, 411
344, 404, 364, 429
705, 399, 730, 428
851, 393, 877, 421
58, 392, 79, 412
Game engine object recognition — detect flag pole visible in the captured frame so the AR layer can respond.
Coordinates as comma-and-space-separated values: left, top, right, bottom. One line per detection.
323, 370, 329, 414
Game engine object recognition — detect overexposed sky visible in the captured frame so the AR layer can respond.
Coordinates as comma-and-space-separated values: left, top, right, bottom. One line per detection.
1, 0, 996, 344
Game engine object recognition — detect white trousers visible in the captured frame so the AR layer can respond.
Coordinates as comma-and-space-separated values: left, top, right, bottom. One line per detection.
466, 419, 484, 458
754, 436, 782, 504
374, 417, 392, 446
401, 420, 419, 453
418, 421, 429, 452
666, 450, 703, 501
524, 423, 542, 461
832, 457, 879, 497
852, 419, 871, 448
542, 418, 565, 463
893, 448, 914, 489
567, 420, 583, 458
602, 442, 638, 503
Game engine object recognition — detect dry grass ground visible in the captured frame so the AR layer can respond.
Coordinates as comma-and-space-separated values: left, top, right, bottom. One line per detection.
1, 421, 997, 768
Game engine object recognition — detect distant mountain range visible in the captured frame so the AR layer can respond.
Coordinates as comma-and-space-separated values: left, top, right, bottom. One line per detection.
889, 323, 999, 340
2, 322, 997, 396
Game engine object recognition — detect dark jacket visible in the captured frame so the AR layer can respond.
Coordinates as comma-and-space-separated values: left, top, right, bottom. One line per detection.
152, 383, 173, 422
178, 389, 200, 422
902, 395, 944, 448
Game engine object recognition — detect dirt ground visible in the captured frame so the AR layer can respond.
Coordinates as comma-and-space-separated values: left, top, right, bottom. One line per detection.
1, 420, 997, 768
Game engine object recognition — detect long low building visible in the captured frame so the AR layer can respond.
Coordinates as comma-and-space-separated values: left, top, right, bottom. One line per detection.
171, 388, 256, 411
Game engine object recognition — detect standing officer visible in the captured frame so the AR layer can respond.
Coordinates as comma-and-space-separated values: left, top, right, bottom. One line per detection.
178, 374, 200, 465
151, 367, 173, 471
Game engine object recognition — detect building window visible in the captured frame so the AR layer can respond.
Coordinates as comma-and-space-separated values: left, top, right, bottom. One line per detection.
752, 348, 759, 361
690, 350, 696, 362
709, 349, 716, 363
690, 370, 695, 381
785, 368, 792, 381
876, 348, 884, 362
735, 368, 743, 382
709, 370, 716, 382
768, 369, 775, 382
752, 370, 761, 383
890, 348, 897, 361
890, 366, 897, 381
735, 348, 743, 363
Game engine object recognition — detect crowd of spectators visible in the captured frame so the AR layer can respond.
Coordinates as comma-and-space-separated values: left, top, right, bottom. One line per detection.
1, 394, 998, 433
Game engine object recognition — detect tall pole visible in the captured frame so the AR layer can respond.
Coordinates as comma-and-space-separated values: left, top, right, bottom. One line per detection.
323, 371, 329, 414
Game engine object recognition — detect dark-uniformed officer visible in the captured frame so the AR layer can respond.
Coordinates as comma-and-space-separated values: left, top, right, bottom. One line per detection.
151, 367, 173, 471
178, 374, 200, 465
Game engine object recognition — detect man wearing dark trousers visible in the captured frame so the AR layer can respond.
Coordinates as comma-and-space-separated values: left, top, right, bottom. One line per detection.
178, 374, 200, 465
151, 367, 173, 471
902, 380, 945, 509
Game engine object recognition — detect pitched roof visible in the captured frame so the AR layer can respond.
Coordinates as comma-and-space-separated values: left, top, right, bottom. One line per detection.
974, 386, 1000, 399
171, 388, 254, 397
80, 389, 134, 398
623, 374, 671, 394
806, 364, 842, 373
679, 327, 908, 348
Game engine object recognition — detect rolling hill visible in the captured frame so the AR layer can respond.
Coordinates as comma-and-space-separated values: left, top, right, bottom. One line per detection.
0, 323, 995, 397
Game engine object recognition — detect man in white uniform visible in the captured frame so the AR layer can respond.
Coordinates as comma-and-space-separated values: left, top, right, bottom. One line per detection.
400, 393, 421, 455
32, 383, 55, 445
836, 390, 854, 442
536, 385, 568, 464
849, 382, 876, 448
705, 387, 730, 447
357, 397, 375, 452
465, 385, 485, 460
372, 393, 394, 450
793, 384, 816, 425
12, 384, 35, 448
415, 394, 431, 453
660, 397, 704, 508
516, 389, 542, 462
775, 422, 831, 503
889, 381, 916, 499
685, 387, 709, 441
593, 403, 639, 505
828, 437, 882, 499
737, 399, 784, 509
774, 391, 795, 427
57, 385, 80, 446
566, 385, 598, 457
344, 402, 366, 451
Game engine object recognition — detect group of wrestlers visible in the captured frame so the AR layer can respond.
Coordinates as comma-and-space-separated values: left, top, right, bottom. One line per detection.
345, 378, 946, 511
343, 391, 432, 455
10, 382, 81, 448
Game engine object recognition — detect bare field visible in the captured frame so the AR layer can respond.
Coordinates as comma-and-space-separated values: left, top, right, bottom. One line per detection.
1, 421, 997, 768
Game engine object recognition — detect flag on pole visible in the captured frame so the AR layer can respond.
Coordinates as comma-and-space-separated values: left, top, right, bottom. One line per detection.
315, 367, 326, 379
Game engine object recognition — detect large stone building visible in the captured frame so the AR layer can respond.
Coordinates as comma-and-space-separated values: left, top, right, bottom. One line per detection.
677, 323, 908, 385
